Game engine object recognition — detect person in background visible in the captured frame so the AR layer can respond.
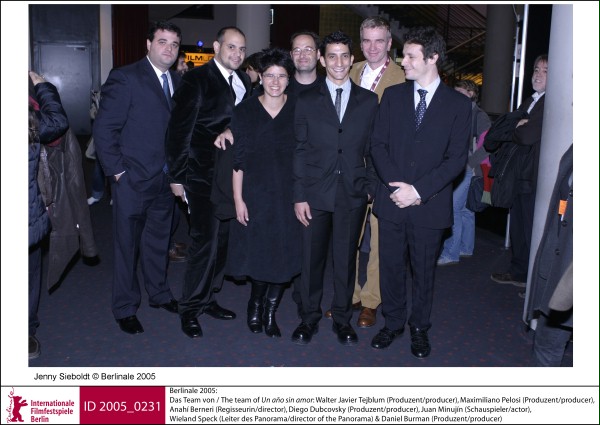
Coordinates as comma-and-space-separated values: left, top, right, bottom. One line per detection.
490, 54, 548, 290
291, 31, 378, 346
226, 48, 300, 338
329, 15, 405, 329
437, 79, 491, 266
241, 51, 264, 96
287, 31, 325, 95
186, 60, 195, 71
526, 144, 572, 366
28, 70, 69, 359
166, 26, 252, 339
369, 27, 472, 358
87, 89, 109, 206
175, 50, 188, 76
93, 21, 182, 335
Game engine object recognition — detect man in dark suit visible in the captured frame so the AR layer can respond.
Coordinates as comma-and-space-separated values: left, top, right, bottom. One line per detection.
292, 30, 378, 346
94, 21, 182, 335
166, 27, 252, 338
369, 27, 472, 358
491, 55, 548, 289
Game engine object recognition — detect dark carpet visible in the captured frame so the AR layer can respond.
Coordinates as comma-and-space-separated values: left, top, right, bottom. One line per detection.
30, 194, 573, 368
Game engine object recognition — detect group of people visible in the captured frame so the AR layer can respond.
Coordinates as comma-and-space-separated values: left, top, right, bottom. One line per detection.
81, 16, 567, 364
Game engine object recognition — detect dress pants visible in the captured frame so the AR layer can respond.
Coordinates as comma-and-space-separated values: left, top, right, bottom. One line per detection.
509, 192, 535, 282
352, 207, 381, 309
29, 242, 43, 336
178, 189, 230, 317
299, 180, 366, 325
111, 173, 175, 319
378, 218, 443, 330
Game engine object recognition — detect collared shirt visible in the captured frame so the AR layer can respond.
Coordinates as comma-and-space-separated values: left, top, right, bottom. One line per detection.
214, 58, 246, 105
360, 62, 384, 90
413, 76, 441, 110
147, 56, 172, 95
527, 91, 545, 114
325, 78, 351, 121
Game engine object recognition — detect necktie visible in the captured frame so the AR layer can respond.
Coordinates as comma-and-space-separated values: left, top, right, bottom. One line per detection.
228, 75, 236, 103
161, 73, 172, 110
415, 88, 427, 129
335, 88, 343, 121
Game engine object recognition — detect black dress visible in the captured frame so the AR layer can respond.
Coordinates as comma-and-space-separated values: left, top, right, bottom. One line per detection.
226, 95, 301, 283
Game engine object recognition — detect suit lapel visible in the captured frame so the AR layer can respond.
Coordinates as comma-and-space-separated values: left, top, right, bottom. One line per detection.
140, 58, 171, 111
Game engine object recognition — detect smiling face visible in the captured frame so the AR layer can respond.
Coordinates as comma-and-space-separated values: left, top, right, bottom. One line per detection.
360, 26, 392, 68
400, 42, 438, 86
260, 65, 289, 98
214, 29, 246, 72
320, 43, 353, 85
532, 59, 548, 94
291, 34, 320, 74
146, 29, 180, 72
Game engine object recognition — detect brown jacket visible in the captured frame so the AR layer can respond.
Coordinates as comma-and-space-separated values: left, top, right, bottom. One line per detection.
349, 58, 405, 101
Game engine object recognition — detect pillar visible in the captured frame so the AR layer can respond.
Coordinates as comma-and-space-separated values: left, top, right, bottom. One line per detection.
236, 5, 271, 55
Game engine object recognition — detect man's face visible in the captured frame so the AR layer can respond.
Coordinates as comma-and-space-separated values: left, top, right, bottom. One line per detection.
291, 34, 320, 74
532, 59, 548, 94
401, 42, 436, 83
213, 29, 246, 72
360, 26, 392, 68
320, 43, 353, 84
146, 29, 180, 72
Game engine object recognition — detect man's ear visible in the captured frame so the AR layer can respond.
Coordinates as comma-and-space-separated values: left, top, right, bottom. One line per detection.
213, 41, 220, 54
428, 52, 439, 65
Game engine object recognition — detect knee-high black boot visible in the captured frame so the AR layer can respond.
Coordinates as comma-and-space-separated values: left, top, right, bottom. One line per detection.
247, 281, 268, 333
263, 284, 285, 338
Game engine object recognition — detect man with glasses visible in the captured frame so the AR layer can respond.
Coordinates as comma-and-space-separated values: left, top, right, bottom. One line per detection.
291, 31, 378, 346
288, 31, 325, 95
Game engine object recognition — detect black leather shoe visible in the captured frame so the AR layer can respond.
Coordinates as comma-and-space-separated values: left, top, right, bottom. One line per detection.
204, 302, 236, 320
291, 322, 318, 345
150, 299, 178, 313
332, 322, 358, 346
410, 326, 431, 358
116, 315, 144, 334
181, 315, 203, 338
371, 327, 404, 349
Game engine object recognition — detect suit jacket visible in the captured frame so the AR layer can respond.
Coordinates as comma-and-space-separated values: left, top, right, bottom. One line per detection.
93, 57, 181, 192
371, 81, 472, 229
349, 59, 405, 101
293, 79, 378, 212
513, 93, 545, 194
526, 144, 572, 327
166, 59, 251, 218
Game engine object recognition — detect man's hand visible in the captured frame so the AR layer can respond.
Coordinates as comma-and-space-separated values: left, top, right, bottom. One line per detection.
170, 183, 185, 200
29, 71, 46, 86
389, 182, 420, 208
294, 202, 312, 227
234, 199, 249, 226
214, 128, 233, 150
516, 118, 529, 128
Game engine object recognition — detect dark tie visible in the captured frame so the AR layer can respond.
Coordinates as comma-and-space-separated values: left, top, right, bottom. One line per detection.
335, 88, 343, 121
228, 74, 236, 103
415, 88, 428, 129
161, 73, 172, 110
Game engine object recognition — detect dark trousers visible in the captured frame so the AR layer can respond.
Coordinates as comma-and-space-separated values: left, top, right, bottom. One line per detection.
29, 242, 43, 336
299, 183, 366, 326
378, 218, 443, 330
110, 173, 174, 319
178, 190, 230, 317
509, 192, 535, 282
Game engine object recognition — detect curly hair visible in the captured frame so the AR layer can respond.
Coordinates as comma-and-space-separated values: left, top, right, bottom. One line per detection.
257, 47, 295, 77
320, 30, 352, 56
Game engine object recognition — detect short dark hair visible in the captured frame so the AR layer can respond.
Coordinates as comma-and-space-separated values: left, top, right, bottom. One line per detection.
290, 31, 320, 49
242, 52, 264, 72
403, 26, 446, 64
257, 47, 295, 76
320, 30, 352, 56
216, 26, 246, 44
148, 21, 182, 42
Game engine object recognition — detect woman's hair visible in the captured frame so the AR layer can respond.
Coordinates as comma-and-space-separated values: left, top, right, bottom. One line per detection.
257, 47, 295, 77
454, 79, 479, 102
242, 52, 264, 72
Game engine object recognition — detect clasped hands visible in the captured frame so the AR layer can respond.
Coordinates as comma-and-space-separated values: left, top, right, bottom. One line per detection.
389, 182, 421, 208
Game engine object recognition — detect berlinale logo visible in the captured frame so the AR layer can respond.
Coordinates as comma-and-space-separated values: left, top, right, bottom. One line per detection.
5, 388, 28, 422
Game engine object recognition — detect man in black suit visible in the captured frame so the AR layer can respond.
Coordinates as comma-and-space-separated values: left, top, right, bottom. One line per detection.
292, 31, 378, 346
166, 27, 252, 338
94, 21, 182, 335
369, 27, 472, 358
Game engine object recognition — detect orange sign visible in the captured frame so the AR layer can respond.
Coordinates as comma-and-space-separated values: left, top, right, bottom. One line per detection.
185, 52, 214, 68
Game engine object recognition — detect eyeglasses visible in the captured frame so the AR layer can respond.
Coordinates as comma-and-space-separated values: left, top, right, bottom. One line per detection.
262, 74, 289, 81
292, 47, 316, 56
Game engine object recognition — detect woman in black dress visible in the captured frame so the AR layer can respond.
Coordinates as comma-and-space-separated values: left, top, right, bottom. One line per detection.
227, 48, 300, 337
